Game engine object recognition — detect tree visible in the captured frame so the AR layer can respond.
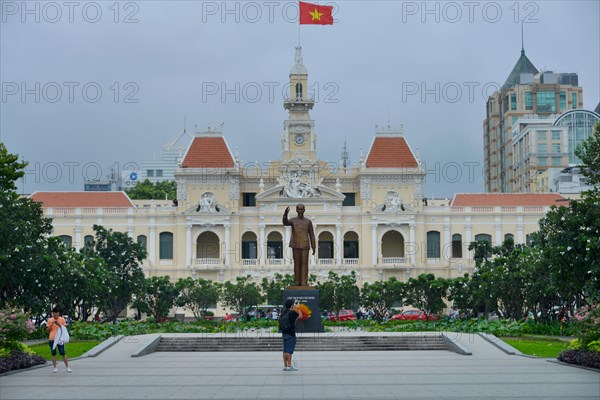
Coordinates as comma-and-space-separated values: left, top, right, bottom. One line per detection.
488, 241, 533, 320
40, 237, 108, 321
448, 274, 476, 318
316, 271, 360, 314
360, 277, 404, 320
125, 179, 177, 200
261, 273, 295, 306
221, 276, 264, 320
0, 143, 53, 309
137, 276, 179, 321
176, 278, 222, 320
575, 121, 600, 188
90, 225, 147, 321
404, 273, 449, 321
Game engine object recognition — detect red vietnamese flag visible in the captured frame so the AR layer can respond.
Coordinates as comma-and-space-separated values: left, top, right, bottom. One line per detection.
299, 2, 334, 25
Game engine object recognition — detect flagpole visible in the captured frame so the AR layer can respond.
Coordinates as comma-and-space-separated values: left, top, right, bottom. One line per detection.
297, 20, 301, 47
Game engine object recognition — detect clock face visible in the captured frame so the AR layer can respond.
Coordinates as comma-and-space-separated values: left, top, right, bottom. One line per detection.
295, 134, 305, 145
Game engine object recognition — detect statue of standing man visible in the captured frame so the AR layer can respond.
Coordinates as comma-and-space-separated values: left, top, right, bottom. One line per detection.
283, 204, 316, 286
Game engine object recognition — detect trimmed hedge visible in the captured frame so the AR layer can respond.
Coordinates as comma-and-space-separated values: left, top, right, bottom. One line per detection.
0, 351, 46, 373
558, 349, 600, 370
26, 318, 574, 342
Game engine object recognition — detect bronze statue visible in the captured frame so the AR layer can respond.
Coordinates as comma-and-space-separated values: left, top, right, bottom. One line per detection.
283, 204, 316, 286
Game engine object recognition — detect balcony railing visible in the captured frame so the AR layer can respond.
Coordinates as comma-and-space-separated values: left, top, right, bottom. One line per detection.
343, 258, 359, 265
381, 257, 406, 264
318, 258, 334, 265
242, 259, 258, 266
267, 258, 283, 266
196, 258, 220, 265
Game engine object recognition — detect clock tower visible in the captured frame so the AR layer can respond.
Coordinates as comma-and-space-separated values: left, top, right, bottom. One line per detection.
282, 46, 317, 162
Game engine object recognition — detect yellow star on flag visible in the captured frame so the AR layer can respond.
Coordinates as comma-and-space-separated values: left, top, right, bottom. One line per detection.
309, 8, 323, 21
299, 2, 334, 25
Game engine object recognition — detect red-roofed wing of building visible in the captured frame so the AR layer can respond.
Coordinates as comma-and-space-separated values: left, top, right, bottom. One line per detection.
30, 192, 135, 208
450, 193, 565, 207
181, 137, 235, 169
365, 136, 418, 168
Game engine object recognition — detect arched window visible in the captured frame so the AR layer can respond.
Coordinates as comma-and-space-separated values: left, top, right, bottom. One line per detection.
526, 234, 534, 246
197, 232, 220, 258
474, 234, 493, 257
381, 231, 405, 258
451, 234, 462, 258
295, 82, 303, 98
83, 235, 94, 252
426, 231, 440, 258
242, 232, 257, 259
137, 235, 147, 251
318, 231, 334, 259
267, 231, 283, 259
59, 235, 72, 247
343, 231, 359, 259
475, 233, 492, 244
504, 233, 514, 242
159, 232, 173, 259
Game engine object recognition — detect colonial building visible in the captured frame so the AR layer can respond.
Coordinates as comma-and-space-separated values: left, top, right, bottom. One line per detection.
31, 47, 565, 290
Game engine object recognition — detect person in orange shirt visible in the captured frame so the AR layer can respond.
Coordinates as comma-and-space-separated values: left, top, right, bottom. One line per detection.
47, 307, 71, 373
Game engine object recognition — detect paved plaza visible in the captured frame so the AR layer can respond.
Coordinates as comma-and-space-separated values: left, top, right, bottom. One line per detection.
1, 332, 599, 400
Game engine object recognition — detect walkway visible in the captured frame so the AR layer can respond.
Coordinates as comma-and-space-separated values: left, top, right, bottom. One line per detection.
1, 332, 598, 399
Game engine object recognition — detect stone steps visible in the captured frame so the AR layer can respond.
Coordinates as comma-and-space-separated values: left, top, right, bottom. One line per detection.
155, 335, 447, 352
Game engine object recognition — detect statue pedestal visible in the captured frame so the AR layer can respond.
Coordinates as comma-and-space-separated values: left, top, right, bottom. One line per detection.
283, 287, 324, 333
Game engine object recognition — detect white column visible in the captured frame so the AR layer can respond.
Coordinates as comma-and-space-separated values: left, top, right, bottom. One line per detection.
127, 209, 134, 238
259, 224, 266, 266
186, 224, 192, 267
465, 215, 472, 260
371, 224, 378, 266
517, 215, 524, 244
149, 223, 156, 265
409, 223, 416, 266
335, 224, 342, 265
74, 226, 82, 252
444, 220, 451, 262
494, 216, 502, 246
224, 224, 231, 268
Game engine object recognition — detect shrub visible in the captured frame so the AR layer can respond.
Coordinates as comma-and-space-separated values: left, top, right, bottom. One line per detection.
573, 304, 600, 350
0, 343, 46, 373
0, 308, 37, 350
558, 349, 600, 369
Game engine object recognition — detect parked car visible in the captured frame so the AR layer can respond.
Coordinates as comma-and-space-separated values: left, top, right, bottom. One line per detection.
390, 309, 439, 321
331, 309, 357, 322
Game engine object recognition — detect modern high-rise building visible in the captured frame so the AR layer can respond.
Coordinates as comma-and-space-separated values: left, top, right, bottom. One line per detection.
483, 47, 583, 192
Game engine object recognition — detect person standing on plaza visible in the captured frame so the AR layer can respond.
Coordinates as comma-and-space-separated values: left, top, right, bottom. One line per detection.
282, 204, 316, 286
47, 307, 71, 373
280, 299, 300, 371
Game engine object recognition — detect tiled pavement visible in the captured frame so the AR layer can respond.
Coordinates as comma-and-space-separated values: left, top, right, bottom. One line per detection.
1, 332, 598, 400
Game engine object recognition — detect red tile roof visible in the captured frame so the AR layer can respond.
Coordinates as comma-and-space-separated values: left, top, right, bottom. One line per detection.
365, 137, 418, 168
31, 192, 134, 208
450, 193, 565, 207
181, 137, 235, 168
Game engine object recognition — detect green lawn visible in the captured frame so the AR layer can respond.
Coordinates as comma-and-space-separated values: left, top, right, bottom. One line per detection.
500, 337, 570, 358
28, 341, 102, 360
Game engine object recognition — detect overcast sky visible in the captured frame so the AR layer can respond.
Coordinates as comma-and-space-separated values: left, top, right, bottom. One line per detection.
2, 0, 599, 197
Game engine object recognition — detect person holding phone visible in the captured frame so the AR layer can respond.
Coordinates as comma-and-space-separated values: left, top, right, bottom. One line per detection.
47, 307, 71, 373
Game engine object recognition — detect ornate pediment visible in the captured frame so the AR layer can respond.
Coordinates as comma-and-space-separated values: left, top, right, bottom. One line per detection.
256, 185, 345, 202
183, 193, 230, 215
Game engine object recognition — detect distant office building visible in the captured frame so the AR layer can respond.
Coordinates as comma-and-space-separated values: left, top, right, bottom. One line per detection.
536, 166, 593, 194
483, 47, 583, 193
511, 109, 599, 193
511, 116, 569, 193
141, 129, 193, 183
553, 109, 600, 165
83, 181, 114, 192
